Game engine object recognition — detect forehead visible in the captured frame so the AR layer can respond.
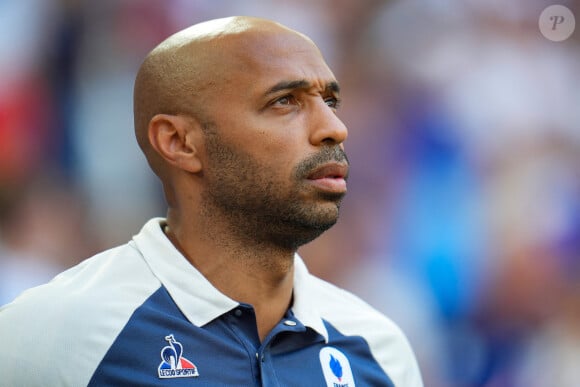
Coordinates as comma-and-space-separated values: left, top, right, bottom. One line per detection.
221, 30, 336, 92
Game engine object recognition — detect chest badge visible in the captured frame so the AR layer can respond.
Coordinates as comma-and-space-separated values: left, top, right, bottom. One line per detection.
158, 334, 200, 378
319, 347, 355, 387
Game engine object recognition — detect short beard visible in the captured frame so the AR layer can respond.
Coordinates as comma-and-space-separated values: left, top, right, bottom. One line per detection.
200, 123, 348, 251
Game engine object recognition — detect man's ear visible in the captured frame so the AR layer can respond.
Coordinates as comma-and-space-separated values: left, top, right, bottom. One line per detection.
148, 114, 203, 173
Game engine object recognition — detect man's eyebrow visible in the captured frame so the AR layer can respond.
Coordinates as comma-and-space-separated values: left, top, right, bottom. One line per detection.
325, 81, 340, 94
265, 80, 340, 96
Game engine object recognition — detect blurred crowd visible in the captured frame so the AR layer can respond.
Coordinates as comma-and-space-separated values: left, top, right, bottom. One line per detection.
1, 0, 579, 386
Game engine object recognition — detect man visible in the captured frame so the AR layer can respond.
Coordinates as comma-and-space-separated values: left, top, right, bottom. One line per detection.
0, 16, 422, 386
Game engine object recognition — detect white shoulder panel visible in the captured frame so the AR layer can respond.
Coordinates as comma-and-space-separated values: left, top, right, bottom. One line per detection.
0, 241, 161, 386
308, 275, 424, 387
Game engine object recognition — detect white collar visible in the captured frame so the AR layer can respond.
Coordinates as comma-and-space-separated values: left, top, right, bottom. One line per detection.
133, 218, 328, 341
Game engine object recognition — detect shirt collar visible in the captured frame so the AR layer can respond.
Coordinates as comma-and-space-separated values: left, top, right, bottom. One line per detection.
133, 218, 239, 326
133, 218, 328, 341
291, 256, 329, 341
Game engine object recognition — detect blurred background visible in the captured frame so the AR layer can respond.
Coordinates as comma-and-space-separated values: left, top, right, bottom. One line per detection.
1, 0, 579, 385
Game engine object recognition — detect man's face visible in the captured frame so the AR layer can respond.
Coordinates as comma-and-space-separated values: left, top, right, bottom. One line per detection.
199, 30, 349, 249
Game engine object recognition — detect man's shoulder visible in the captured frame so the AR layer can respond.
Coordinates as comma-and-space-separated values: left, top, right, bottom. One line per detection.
0, 241, 161, 386
307, 274, 395, 325
305, 274, 424, 386
0, 241, 161, 329
3, 242, 148, 307
305, 273, 413, 347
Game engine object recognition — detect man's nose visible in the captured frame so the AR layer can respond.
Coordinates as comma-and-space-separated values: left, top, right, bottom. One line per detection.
308, 100, 348, 146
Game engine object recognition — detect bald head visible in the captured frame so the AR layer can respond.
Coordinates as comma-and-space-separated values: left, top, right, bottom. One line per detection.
133, 16, 315, 177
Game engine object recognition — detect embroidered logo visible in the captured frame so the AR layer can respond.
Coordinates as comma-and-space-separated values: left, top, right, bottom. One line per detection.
319, 347, 355, 387
158, 334, 199, 378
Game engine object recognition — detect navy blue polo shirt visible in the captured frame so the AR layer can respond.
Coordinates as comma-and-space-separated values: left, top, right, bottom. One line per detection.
0, 218, 423, 386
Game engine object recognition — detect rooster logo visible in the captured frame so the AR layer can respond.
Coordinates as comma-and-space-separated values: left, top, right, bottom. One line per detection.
158, 334, 199, 378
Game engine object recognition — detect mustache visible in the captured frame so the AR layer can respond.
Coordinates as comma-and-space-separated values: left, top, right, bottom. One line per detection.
295, 146, 350, 179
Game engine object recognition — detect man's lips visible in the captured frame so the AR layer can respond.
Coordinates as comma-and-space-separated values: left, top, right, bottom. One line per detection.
307, 163, 348, 180
306, 163, 349, 193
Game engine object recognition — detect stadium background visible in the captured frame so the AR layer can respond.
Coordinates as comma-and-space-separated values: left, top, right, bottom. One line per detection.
1, 1, 579, 385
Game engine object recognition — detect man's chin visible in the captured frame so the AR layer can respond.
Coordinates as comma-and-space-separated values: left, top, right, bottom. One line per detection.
270, 226, 334, 251
270, 208, 340, 250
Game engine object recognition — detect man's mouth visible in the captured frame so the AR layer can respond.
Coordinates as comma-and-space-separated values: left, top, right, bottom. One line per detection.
306, 163, 348, 193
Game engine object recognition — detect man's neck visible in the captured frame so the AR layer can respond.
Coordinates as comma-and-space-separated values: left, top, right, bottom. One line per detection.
164, 213, 295, 342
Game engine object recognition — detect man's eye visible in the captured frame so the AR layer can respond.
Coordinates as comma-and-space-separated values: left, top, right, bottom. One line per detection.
273, 95, 295, 105
325, 97, 340, 109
